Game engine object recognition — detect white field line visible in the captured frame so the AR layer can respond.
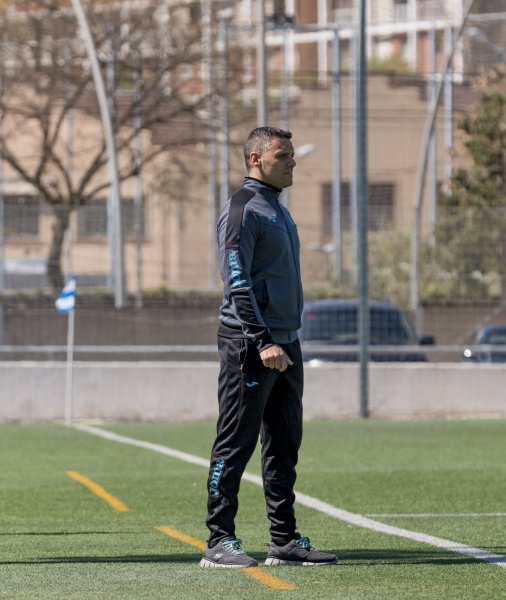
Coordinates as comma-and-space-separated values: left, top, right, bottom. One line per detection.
365, 513, 506, 518
73, 423, 506, 570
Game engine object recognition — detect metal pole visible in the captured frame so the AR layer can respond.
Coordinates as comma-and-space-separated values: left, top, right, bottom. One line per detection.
70, 0, 125, 308
219, 20, 229, 213
444, 26, 454, 182
64, 307, 75, 426
349, 28, 358, 283
257, 0, 267, 126
427, 23, 437, 251
134, 48, 143, 308
202, 0, 217, 288
357, 0, 369, 419
428, 24, 437, 239
331, 27, 342, 281
279, 25, 290, 208
106, 23, 116, 293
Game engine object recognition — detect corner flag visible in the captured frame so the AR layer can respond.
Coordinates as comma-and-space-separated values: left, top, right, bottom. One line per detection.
55, 277, 76, 313
55, 277, 77, 425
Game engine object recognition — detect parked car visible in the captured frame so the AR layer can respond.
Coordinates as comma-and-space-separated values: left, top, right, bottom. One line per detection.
300, 298, 435, 362
462, 325, 506, 363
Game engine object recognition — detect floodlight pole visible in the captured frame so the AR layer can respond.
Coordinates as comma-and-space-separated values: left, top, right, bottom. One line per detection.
357, 0, 369, 419
70, 0, 125, 308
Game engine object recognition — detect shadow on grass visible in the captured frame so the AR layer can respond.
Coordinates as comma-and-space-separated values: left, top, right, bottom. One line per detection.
3, 548, 505, 567
341, 548, 506, 566
0, 554, 200, 566
0, 531, 134, 536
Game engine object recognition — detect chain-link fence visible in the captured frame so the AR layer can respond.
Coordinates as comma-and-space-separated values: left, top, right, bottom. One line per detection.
0, 1, 506, 363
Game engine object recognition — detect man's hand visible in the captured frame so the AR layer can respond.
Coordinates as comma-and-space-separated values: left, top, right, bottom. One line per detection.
260, 345, 293, 372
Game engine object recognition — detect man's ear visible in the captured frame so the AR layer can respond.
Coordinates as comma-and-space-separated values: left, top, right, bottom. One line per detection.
249, 151, 261, 167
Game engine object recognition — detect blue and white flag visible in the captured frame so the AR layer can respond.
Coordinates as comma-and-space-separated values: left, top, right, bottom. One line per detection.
55, 277, 76, 313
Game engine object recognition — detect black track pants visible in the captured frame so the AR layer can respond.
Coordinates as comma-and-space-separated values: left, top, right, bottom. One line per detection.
205, 335, 304, 547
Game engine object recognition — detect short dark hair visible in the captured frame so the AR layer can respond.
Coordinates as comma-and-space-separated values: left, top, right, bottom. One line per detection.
244, 126, 292, 169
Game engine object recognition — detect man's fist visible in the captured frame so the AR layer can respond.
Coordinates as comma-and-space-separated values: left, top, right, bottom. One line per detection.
260, 345, 293, 372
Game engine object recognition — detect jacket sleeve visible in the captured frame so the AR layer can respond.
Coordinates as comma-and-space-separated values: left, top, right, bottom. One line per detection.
219, 195, 275, 353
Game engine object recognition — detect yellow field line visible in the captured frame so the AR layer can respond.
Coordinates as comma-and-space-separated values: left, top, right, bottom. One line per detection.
155, 525, 206, 551
242, 567, 297, 591
65, 473, 295, 590
154, 525, 296, 591
66, 470, 130, 512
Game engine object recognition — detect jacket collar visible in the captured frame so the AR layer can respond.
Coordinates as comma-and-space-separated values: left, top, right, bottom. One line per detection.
243, 176, 282, 199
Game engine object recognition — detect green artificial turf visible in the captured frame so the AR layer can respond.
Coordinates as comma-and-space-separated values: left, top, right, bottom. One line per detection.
1, 419, 506, 599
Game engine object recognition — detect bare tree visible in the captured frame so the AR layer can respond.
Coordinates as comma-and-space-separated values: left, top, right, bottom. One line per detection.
0, 0, 240, 291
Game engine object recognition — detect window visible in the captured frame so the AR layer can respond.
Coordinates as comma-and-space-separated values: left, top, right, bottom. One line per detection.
321, 181, 395, 234
77, 199, 145, 239
2, 195, 40, 238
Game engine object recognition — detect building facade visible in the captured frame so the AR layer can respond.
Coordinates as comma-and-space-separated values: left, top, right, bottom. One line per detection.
1, 0, 505, 295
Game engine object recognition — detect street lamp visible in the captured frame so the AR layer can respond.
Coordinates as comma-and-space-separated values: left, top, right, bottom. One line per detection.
70, 0, 125, 308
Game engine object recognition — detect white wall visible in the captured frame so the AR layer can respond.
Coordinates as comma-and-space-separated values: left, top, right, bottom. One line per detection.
1, 361, 505, 422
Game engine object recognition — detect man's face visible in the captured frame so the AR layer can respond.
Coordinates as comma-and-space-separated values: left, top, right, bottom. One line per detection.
252, 137, 296, 189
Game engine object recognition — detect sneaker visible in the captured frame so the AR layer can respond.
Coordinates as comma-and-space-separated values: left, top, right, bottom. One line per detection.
265, 533, 338, 566
199, 537, 258, 568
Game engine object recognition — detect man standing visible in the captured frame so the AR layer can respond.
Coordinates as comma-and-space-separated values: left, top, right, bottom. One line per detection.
200, 127, 337, 568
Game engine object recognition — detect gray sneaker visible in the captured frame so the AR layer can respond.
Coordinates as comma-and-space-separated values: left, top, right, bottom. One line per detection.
199, 537, 258, 568
265, 533, 338, 566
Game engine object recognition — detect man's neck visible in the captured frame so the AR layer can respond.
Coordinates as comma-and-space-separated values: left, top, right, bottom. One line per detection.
245, 176, 282, 194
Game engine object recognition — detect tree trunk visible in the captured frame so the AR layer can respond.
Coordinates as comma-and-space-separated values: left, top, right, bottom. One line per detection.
47, 206, 71, 292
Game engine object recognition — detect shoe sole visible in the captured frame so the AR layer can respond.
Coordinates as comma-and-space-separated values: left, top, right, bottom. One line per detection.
199, 558, 258, 568
265, 557, 338, 566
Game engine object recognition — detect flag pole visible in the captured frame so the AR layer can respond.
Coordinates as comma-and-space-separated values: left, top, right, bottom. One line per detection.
55, 277, 77, 426
64, 307, 75, 426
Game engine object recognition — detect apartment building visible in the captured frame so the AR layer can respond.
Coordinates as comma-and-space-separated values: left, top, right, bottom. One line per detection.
1, 0, 504, 293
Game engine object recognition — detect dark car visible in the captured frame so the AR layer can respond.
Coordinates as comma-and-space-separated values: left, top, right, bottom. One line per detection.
300, 298, 434, 362
462, 325, 506, 363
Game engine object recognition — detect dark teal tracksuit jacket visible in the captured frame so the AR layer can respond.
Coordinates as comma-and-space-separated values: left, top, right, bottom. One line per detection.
206, 177, 304, 547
